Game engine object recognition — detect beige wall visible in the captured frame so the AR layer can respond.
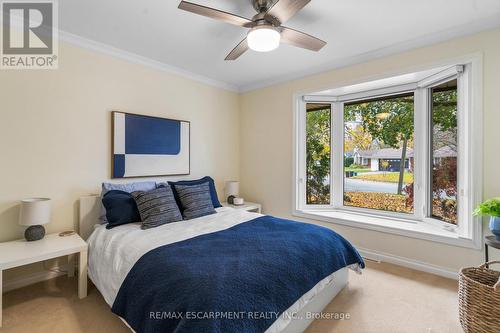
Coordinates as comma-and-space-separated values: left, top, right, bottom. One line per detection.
0, 42, 240, 283
239, 28, 500, 272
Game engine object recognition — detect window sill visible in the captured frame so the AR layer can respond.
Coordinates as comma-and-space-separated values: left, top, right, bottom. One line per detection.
293, 209, 481, 249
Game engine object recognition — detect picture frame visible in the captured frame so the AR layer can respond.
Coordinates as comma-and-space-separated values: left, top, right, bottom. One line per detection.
112, 111, 190, 178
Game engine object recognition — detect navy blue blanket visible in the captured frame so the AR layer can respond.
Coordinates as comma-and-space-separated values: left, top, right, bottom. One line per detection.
112, 215, 364, 333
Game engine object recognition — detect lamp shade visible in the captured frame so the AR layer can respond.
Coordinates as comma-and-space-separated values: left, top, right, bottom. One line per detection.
247, 25, 281, 52
19, 198, 51, 226
225, 181, 239, 198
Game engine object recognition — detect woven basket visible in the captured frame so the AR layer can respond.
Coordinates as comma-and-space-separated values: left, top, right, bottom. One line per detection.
459, 261, 500, 333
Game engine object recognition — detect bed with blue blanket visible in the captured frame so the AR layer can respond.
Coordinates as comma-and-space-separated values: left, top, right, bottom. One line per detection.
87, 206, 364, 333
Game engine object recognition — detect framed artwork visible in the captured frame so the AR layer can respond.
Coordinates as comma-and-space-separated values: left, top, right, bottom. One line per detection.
112, 111, 190, 178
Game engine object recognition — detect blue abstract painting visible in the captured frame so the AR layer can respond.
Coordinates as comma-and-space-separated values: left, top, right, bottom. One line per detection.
112, 112, 190, 178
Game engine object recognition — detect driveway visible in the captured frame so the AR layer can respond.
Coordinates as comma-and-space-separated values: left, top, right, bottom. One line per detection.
345, 178, 399, 194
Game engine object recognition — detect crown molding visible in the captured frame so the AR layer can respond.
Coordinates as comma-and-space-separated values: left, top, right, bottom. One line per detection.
238, 14, 500, 93
56, 13, 499, 94
58, 30, 240, 93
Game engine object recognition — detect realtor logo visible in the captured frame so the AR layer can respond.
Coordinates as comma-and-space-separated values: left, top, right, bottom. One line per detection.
1, 0, 58, 69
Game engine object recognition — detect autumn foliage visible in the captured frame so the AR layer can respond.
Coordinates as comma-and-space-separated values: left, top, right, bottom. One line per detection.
344, 192, 412, 214
404, 158, 458, 224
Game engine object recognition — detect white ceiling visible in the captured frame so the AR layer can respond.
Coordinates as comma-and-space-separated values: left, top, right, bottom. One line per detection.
59, 0, 500, 92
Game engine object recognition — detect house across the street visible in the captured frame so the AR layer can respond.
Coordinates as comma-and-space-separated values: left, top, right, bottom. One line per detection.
353, 147, 457, 172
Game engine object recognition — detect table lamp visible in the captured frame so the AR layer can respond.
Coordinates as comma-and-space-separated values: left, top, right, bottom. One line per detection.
225, 181, 239, 204
19, 198, 51, 241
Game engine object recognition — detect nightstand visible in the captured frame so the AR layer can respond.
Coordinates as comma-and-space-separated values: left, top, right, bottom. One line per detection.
222, 201, 262, 213
0, 233, 88, 327
484, 235, 500, 267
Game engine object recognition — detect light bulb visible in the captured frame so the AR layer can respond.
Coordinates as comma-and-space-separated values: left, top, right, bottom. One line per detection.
247, 25, 281, 52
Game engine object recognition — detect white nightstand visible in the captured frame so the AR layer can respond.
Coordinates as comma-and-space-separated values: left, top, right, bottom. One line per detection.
222, 201, 262, 213
0, 233, 88, 327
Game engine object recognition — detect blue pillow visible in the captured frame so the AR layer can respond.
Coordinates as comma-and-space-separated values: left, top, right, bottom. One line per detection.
99, 181, 157, 223
159, 176, 222, 210
102, 190, 141, 229
173, 182, 216, 220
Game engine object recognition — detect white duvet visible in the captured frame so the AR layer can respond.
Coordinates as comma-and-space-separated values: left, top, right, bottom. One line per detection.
88, 207, 261, 306
88, 207, 357, 333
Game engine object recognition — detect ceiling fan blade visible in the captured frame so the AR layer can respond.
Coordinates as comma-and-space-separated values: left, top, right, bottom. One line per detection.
178, 1, 253, 27
225, 38, 249, 61
280, 27, 326, 51
266, 0, 311, 24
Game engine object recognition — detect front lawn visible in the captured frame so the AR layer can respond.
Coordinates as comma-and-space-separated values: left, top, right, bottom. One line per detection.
351, 172, 414, 184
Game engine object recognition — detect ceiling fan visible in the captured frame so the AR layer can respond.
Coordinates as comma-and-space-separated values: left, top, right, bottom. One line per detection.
178, 0, 326, 60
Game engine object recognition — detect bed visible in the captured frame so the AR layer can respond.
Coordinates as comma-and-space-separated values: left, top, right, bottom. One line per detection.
79, 195, 363, 333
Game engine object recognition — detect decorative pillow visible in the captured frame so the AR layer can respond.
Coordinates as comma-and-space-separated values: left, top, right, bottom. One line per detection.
173, 182, 216, 220
99, 181, 157, 223
102, 190, 141, 229
132, 186, 183, 230
158, 176, 221, 211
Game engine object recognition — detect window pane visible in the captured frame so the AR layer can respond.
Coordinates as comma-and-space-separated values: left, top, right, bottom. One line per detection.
431, 80, 458, 224
306, 103, 331, 205
343, 94, 414, 214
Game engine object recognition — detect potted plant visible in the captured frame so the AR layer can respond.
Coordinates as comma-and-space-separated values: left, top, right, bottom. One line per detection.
473, 198, 500, 241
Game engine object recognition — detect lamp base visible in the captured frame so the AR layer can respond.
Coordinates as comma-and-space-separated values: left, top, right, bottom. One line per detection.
227, 195, 236, 204
25, 225, 46, 241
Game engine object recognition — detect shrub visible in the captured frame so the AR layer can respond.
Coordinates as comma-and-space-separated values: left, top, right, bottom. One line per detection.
403, 183, 414, 207
349, 164, 365, 169
344, 156, 354, 167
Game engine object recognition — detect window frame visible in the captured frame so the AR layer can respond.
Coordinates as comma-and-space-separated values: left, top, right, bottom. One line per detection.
304, 103, 333, 206
339, 91, 418, 219
293, 56, 483, 249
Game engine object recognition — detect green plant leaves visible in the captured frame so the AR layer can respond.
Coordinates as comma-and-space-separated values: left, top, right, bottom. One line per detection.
473, 198, 500, 217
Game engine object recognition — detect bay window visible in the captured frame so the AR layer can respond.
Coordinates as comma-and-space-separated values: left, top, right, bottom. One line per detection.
294, 58, 482, 248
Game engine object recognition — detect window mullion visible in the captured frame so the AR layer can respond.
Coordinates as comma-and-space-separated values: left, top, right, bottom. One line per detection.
297, 98, 307, 211
413, 88, 426, 220
456, 69, 469, 238
332, 102, 344, 208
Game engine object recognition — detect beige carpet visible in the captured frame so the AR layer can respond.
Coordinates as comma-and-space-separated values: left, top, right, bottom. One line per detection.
1, 261, 461, 333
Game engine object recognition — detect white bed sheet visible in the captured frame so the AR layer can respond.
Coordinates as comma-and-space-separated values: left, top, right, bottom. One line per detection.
88, 207, 358, 332
88, 207, 260, 306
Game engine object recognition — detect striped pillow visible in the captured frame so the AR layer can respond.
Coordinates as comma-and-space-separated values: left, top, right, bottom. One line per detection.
174, 182, 216, 220
132, 186, 182, 230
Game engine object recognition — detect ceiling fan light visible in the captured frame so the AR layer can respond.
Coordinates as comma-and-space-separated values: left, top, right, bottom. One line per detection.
247, 26, 281, 52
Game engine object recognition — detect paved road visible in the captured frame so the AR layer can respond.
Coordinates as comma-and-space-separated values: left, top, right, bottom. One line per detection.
345, 178, 400, 194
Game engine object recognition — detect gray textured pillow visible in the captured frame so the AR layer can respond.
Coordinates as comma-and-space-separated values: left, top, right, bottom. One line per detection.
174, 182, 216, 220
132, 186, 182, 230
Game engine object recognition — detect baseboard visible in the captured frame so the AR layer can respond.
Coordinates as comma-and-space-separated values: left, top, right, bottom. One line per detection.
358, 247, 459, 280
3, 266, 68, 293
3, 248, 458, 293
